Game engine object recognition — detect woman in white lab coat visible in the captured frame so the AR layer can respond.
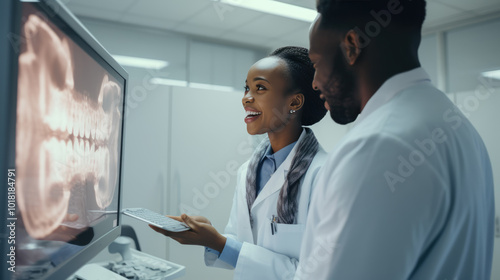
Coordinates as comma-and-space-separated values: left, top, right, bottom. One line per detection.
151, 46, 328, 279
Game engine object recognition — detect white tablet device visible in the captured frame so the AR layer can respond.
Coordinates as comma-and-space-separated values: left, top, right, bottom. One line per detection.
122, 208, 190, 232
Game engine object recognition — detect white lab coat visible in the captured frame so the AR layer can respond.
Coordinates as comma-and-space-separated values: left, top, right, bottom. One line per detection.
205, 129, 327, 280
295, 68, 495, 280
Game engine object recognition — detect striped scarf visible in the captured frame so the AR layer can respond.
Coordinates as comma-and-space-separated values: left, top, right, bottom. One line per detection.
246, 128, 319, 225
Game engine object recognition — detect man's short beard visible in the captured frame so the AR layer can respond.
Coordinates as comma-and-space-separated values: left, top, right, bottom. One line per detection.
325, 47, 360, 125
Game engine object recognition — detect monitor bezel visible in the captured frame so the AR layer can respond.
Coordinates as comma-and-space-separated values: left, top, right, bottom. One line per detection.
8, 0, 129, 279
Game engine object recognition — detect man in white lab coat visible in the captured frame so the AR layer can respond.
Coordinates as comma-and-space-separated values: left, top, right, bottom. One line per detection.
296, 0, 495, 279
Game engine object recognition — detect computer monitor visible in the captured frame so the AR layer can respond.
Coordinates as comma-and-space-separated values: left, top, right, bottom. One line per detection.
1, 0, 128, 279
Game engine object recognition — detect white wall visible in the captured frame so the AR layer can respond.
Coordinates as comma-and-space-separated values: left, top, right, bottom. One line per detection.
167, 86, 245, 280
446, 19, 500, 93
189, 40, 259, 89
119, 85, 172, 259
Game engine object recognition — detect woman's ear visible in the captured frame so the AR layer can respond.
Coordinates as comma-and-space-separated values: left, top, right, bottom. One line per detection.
290, 93, 305, 111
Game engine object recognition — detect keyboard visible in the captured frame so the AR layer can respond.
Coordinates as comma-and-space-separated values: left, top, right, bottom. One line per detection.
104, 249, 185, 280
122, 208, 190, 232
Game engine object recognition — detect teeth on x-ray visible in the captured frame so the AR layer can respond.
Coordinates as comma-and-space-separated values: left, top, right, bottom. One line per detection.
16, 15, 122, 239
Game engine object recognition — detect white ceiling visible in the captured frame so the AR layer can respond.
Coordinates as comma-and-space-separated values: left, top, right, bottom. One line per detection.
64, 0, 500, 50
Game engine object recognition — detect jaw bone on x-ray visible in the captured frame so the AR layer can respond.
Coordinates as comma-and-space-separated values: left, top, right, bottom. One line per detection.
16, 13, 122, 241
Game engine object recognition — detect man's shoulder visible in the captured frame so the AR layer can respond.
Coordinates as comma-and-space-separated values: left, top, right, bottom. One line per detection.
322, 82, 488, 179
352, 83, 479, 148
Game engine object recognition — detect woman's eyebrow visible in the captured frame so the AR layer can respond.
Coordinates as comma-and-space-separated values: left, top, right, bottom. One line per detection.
253, 77, 270, 83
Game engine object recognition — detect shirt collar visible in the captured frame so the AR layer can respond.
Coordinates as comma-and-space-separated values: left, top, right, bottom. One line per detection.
262, 140, 297, 168
354, 67, 432, 124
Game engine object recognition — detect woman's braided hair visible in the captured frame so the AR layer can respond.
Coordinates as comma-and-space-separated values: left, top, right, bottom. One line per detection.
270, 46, 327, 126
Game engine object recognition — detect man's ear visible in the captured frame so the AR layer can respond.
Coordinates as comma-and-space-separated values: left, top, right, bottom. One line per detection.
340, 29, 363, 66
290, 93, 305, 111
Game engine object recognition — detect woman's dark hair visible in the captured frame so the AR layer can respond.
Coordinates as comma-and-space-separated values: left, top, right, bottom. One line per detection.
269, 46, 327, 126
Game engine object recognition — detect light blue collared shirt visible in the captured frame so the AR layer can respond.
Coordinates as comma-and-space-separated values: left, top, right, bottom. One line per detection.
206, 141, 297, 268
257, 142, 296, 194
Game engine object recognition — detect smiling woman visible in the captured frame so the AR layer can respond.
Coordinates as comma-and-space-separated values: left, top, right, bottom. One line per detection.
243, 47, 326, 140
150, 46, 328, 280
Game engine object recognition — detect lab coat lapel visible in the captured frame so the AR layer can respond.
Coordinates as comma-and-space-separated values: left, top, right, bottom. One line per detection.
250, 129, 305, 211
238, 173, 254, 242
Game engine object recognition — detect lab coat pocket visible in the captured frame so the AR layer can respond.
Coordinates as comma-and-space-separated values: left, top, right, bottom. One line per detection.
266, 223, 305, 260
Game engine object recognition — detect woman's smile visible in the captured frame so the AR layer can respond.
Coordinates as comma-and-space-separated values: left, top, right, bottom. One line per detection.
244, 107, 262, 123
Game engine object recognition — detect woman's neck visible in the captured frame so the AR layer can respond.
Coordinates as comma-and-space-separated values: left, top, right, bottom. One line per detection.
267, 124, 302, 153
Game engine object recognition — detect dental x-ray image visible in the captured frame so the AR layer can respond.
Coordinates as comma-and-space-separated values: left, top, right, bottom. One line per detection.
15, 3, 124, 269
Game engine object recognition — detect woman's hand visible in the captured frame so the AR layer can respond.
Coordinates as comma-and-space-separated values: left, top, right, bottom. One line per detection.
149, 214, 226, 252
166, 215, 212, 225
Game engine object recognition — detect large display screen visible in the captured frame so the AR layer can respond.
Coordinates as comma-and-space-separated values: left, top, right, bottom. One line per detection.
14, 2, 125, 278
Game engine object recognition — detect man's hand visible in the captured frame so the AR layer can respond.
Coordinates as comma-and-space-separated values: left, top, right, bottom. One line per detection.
150, 214, 226, 252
